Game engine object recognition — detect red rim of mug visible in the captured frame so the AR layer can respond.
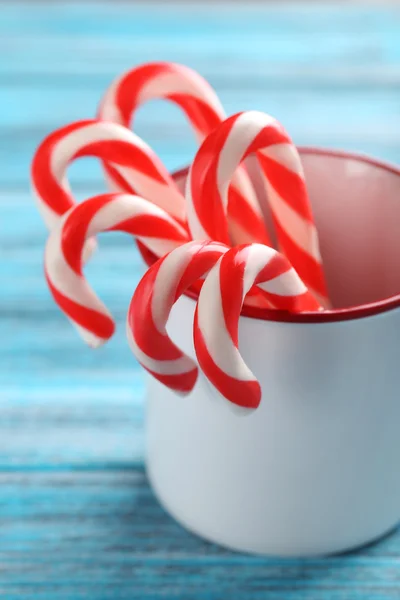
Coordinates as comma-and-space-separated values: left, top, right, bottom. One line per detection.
138, 147, 400, 324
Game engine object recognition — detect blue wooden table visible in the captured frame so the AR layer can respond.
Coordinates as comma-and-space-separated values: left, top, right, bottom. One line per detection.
1, 2, 400, 597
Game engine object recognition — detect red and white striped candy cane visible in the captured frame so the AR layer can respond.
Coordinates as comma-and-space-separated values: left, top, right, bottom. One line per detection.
99, 62, 225, 142
194, 243, 321, 409
187, 111, 328, 304
127, 241, 228, 394
45, 193, 189, 348
32, 119, 185, 230
99, 62, 269, 245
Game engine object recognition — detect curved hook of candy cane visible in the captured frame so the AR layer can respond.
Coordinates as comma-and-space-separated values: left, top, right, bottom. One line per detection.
187, 110, 328, 305
98, 61, 264, 245
194, 243, 321, 410
98, 62, 225, 140
126, 240, 229, 395
186, 122, 271, 245
31, 119, 185, 231
45, 193, 190, 348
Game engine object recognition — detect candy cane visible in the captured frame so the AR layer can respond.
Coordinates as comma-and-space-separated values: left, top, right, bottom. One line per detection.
99, 62, 225, 142
126, 241, 229, 394
186, 111, 328, 304
99, 62, 269, 245
45, 193, 190, 348
194, 243, 321, 409
32, 119, 185, 231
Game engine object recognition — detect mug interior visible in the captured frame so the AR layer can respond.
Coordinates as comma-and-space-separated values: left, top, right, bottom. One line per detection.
169, 148, 400, 322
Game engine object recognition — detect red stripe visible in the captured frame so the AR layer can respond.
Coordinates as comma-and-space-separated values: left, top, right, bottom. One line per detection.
109, 213, 188, 242
246, 125, 289, 155
273, 219, 327, 299
61, 195, 114, 273
102, 63, 223, 198
189, 128, 227, 240
227, 186, 270, 244
128, 242, 226, 390
74, 140, 172, 185
136, 240, 157, 267
253, 252, 310, 311
129, 243, 225, 362
257, 289, 318, 312
257, 154, 314, 221
103, 163, 136, 194
194, 311, 261, 409
265, 289, 320, 312
32, 121, 94, 216
190, 115, 240, 242
219, 245, 277, 317
33, 119, 178, 224
253, 244, 323, 309
110, 62, 222, 138
142, 365, 198, 394
218, 247, 247, 346
137, 241, 206, 298
255, 252, 291, 284
114, 63, 170, 126
128, 259, 184, 361
174, 242, 225, 299
61, 193, 187, 276
46, 273, 115, 341
167, 93, 221, 136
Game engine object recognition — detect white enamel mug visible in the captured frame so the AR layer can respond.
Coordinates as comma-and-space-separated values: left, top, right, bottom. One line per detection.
143, 149, 400, 557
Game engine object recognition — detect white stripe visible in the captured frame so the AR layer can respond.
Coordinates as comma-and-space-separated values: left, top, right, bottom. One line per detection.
126, 325, 196, 376
137, 71, 263, 225
230, 168, 262, 214
50, 122, 152, 181
264, 178, 322, 262
185, 166, 212, 240
240, 244, 275, 297
242, 244, 308, 298
33, 150, 98, 261
113, 165, 185, 220
227, 219, 256, 246
258, 268, 308, 297
99, 65, 224, 141
86, 194, 177, 237
86, 194, 185, 257
259, 143, 305, 177
45, 218, 113, 320
136, 68, 224, 117
102, 68, 262, 236
151, 241, 225, 332
151, 242, 200, 332
196, 261, 256, 382
216, 112, 274, 204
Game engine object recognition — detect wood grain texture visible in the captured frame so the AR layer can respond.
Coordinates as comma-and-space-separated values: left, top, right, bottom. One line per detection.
1, 1, 400, 597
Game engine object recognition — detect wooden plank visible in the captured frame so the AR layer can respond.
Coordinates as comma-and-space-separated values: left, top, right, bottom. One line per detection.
0, 472, 399, 599
0, 385, 145, 468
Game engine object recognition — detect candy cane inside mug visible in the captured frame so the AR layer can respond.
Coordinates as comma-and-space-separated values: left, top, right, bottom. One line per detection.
187, 111, 328, 304
45, 193, 189, 348
194, 243, 321, 409
127, 241, 229, 394
31, 119, 186, 230
99, 62, 225, 141
99, 62, 268, 245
